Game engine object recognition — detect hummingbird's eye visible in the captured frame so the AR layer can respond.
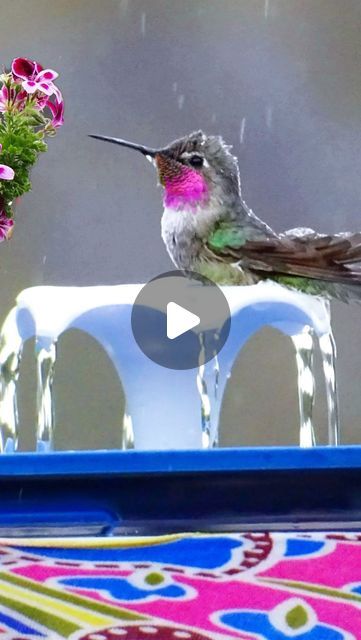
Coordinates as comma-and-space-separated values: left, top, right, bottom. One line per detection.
188, 155, 204, 168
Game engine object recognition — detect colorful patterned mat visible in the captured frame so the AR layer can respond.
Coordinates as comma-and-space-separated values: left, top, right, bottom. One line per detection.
0, 532, 359, 639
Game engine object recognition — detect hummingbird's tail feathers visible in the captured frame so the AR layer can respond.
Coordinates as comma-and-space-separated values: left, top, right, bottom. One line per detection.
207, 227, 361, 291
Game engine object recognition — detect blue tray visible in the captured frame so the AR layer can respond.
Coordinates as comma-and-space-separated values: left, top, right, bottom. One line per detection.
0, 446, 360, 536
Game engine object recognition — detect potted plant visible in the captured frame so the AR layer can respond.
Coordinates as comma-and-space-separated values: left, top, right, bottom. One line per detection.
0, 56, 64, 240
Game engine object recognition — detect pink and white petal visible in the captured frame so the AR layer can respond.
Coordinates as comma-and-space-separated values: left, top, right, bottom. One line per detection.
22, 79, 38, 94
12, 57, 36, 80
0, 165, 15, 180
52, 85, 63, 103
0, 85, 9, 104
34, 61, 44, 74
55, 102, 65, 127
46, 96, 65, 127
37, 81, 55, 96
0, 88, 10, 112
36, 68, 58, 82
0, 144, 2, 153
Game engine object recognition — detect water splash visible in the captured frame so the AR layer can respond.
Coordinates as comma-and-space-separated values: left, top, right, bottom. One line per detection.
0, 309, 23, 452
36, 341, 57, 452
319, 331, 339, 445
240, 117, 246, 145
291, 327, 316, 447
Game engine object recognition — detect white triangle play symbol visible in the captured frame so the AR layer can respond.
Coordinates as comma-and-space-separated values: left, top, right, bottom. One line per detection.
166, 302, 200, 340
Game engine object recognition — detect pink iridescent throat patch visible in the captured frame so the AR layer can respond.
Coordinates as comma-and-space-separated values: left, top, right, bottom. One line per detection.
163, 165, 209, 210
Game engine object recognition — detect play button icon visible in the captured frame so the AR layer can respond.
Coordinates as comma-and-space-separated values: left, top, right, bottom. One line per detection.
167, 302, 200, 339
131, 270, 231, 369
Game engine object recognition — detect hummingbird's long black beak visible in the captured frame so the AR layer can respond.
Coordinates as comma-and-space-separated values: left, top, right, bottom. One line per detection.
88, 134, 159, 158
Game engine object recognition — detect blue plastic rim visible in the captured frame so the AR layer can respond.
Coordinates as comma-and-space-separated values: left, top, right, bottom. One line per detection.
0, 446, 359, 536
0, 445, 360, 476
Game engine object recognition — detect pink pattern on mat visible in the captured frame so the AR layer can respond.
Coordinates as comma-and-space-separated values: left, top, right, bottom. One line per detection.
0, 532, 359, 639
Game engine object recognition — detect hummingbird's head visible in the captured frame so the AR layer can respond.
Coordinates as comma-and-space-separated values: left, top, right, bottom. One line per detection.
89, 130, 241, 212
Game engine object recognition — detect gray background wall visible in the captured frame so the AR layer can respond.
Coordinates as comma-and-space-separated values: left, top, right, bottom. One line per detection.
1, 0, 361, 450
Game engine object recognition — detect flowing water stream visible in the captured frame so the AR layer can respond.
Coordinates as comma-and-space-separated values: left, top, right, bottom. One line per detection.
0, 309, 23, 452
291, 327, 316, 448
36, 341, 57, 452
0, 283, 340, 452
319, 331, 339, 446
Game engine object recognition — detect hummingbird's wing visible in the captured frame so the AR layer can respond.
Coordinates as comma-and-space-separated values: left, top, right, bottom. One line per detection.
206, 224, 361, 285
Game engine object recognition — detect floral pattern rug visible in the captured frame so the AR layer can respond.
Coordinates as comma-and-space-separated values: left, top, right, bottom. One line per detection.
0, 531, 359, 639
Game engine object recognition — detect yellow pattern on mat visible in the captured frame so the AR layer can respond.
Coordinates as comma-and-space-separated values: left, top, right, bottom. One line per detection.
0, 533, 189, 549
0, 576, 117, 628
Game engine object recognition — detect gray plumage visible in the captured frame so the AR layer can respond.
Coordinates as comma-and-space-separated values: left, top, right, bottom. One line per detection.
91, 129, 361, 301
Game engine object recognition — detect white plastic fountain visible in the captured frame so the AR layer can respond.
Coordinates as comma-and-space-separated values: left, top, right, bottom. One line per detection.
0, 280, 338, 453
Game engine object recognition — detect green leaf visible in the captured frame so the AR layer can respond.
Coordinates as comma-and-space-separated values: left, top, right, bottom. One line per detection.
0, 106, 50, 213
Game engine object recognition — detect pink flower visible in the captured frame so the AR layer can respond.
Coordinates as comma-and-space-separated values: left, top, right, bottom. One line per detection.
46, 95, 64, 128
11, 57, 60, 100
12, 57, 43, 79
0, 144, 14, 180
0, 212, 14, 241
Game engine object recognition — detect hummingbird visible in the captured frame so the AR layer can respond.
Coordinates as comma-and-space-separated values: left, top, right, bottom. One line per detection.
90, 130, 361, 301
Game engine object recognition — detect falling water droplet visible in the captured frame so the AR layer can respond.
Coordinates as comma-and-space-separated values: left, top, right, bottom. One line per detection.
36, 340, 57, 452
211, 113, 217, 124
42, 255, 47, 265
172, 82, 178, 93
266, 105, 273, 130
240, 117, 246, 145
291, 327, 316, 447
264, 0, 270, 20
177, 94, 185, 110
140, 12, 146, 36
